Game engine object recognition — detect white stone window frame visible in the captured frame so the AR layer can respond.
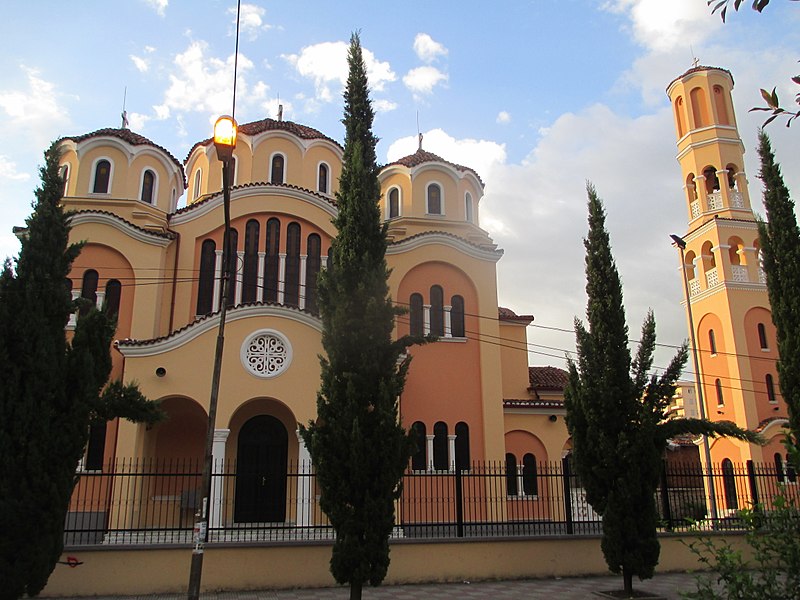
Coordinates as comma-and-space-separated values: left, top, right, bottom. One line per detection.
241, 328, 293, 379
426, 181, 445, 216
138, 168, 159, 205
386, 186, 402, 220
465, 191, 473, 223
317, 160, 331, 195
269, 151, 287, 184
89, 156, 114, 195
193, 168, 202, 200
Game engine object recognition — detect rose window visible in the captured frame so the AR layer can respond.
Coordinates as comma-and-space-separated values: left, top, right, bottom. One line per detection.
241, 330, 292, 378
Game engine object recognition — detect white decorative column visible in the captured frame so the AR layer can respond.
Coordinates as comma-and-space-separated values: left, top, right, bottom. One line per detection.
235, 250, 244, 306
296, 430, 313, 528
277, 253, 286, 304
95, 290, 106, 310
210, 428, 230, 530
213, 250, 223, 311
517, 465, 525, 497
299, 255, 308, 310
426, 435, 435, 471
444, 305, 452, 338
447, 434, 457, 471
257, 252, 266, 302
67, 290, 80, 328
423, 305, 431, 336
322, 256, 328, 270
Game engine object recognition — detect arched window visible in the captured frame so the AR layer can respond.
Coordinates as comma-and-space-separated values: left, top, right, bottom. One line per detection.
715, 378, 724, 407
225, 228, 238, 305
410, 293, 423, 336
229, 156, 237, 186
713, 85, 730, 125
318, 163, 329, 194
430, 285, 444, 336
451, 295, 465, 337
775, 452, 785, 483
270, 154, 285, 184
80, 270, 99, 316
264, 218, 280, 303
787, 455, 798, 483
505, 454, 518, 496
709, 329, 717, 355
726, 165, 737, 190
92, 159, 111, 194
758, 323, 768, 350
465, 192, 473, 223
703, 166, 720, 193
193, 169, 202, 200
141, 169, 156, 204
427, 183, 442, 215
675, 96, 686, 138
105, 279, 122, 317
284, 222, 301, 307
433, 421, 448, 471
690, 87, 709, 128
60, 164, 70, 196
388, 188, 400, 219
455, 422, 470, 471
411, 421, 426, 471
522, 453, 538, 496
85, 423, 107, 471
766, 374, 777, 403
305, 234, 321, 313
197, 239, 216, 315
242, 220, 260, 303
722, 458, 738, 510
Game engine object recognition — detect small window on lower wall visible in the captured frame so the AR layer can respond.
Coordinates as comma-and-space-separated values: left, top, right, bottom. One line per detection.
409, 293, 423, 336
411, 421, 426, 471
505, 454, 518, 496
522, 453, 538, 496
455, 422, 470, 470
84, 423, 107, 471
451, 295, 465, 337
433, 421, 448, 471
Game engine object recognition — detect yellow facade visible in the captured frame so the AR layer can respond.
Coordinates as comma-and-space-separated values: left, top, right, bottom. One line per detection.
667, 66, 790, 465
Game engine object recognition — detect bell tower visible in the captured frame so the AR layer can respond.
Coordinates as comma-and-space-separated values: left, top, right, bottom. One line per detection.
667, 66, 788, 467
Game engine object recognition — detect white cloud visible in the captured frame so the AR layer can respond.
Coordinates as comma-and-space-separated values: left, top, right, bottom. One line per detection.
386, 128, 506, 184
373, 99, 398, 113
231, 3, 272, 41
284, 41, 396, 104
153, 41, 267, 120
0, 156, 30, 181
127, 112, 151, 131
130, 55, 149, 73
403, 66, 448, 95
496, 111, 511, 124
143, 0, 167, 17
413, 33, 448, 63
602, 0, 721, 52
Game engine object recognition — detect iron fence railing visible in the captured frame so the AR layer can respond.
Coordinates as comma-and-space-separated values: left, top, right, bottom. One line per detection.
63, 458, 799, 546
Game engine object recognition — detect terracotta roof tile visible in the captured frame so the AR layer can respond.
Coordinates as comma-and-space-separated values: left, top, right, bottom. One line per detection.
503, 398, 565, 409
528, 366, 569, 391
498, 306, 534, 323
170, 181, 337, 216
385, 148, 484, 187
666, 65, 734, 92
62, 128, 186, 186
69, 210, 176, 239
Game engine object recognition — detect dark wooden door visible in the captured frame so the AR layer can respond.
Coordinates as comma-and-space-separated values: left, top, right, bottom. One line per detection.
234, 415, 288, 522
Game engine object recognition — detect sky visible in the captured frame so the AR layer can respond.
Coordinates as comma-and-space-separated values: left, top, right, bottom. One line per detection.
1, 0, 798, 374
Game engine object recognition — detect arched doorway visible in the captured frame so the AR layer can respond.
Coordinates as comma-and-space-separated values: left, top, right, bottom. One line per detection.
234, 415, 288, 522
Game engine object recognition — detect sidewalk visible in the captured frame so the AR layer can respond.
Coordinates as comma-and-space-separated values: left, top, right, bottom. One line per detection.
56, 571, 702, 599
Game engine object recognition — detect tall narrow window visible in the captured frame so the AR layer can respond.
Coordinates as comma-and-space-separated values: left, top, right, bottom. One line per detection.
388, 188, 399, 219
92, 160, 111, 194
85, 423, 107, 471
271, 154, 285, 184
284, 222, 301, 307
758, 323, 768, 350
433, 421, 448, 471
715, 378, 724, 407
522, 453, 538, 496
775, 452, 785, 483
427, 183, 442, 215
787, 455, 797, 483
105, 279, 122, 318
411, 421, 426, 471
766, 374, 777, 403
242, 220, 260, 303
141, 169, 155, 204
722, 458, 738, 510
264, 218, 280, 303
430, 285, 444, 336
305, 234, 321, 313
60, 164, 70, 196
410, 293, 423, 336
225, 229, 238, 306
455, 422, 470, 471
505, 454, 518, 496
197, 239, 216, 315
465, 192, 473, 223
451, 295, 465, 337
709, 329, 717, 355
193, 169, 202, 200
318, 163, 328, 194
229, 156, 237, 186
80, 270, 99, 316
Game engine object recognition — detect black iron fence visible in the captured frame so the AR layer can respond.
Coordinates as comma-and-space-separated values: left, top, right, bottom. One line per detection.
64, 458, 799, 546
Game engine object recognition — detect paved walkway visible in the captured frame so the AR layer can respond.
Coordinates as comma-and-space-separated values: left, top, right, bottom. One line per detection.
57, 571, 704, 599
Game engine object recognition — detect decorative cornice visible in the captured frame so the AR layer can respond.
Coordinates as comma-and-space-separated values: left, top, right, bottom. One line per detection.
117, 303, 322, 357
387, 231, 503, 262
68, 211, 174, 247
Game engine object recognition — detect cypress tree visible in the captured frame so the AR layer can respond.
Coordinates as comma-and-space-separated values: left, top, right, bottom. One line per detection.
565, 183, 759, 597
756, 131, 800, 453
0, 144, 161, 599
300, 33, 417, 600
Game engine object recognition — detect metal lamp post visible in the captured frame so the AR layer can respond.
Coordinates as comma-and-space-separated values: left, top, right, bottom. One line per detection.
670, 233, 719, 524
187, 115, 238, 600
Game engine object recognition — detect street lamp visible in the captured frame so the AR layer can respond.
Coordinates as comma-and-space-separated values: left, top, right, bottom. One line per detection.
670, 233, 719, 524
187, 115, 238, 600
